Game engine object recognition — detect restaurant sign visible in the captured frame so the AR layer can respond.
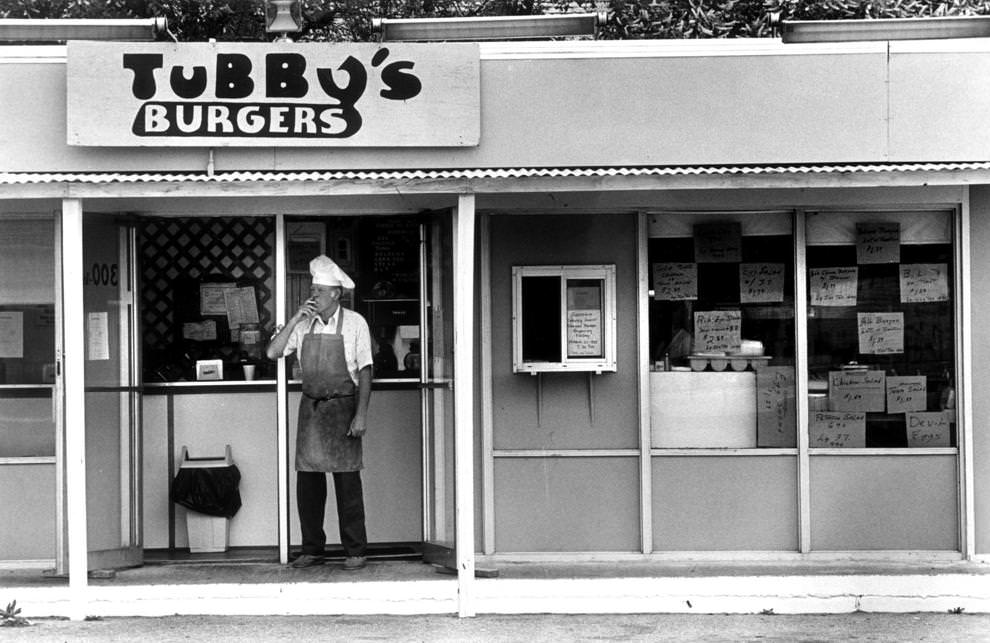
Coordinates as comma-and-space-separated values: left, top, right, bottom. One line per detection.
66, 41, 479, 147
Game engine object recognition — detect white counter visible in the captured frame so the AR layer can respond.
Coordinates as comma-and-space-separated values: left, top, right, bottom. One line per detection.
650, 371, 757, 448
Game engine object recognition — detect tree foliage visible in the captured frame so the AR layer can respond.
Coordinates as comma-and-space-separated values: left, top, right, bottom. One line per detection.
2, 0, 990, 40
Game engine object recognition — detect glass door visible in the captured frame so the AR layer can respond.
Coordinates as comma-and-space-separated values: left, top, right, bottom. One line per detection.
421, 212, 456, 569
79, 214, 143, 570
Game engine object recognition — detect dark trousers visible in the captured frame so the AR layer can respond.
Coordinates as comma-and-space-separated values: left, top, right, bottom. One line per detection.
297, 470, 367, 557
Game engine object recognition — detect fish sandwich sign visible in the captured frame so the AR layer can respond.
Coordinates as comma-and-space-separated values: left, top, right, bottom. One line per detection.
66, 41, 479, 147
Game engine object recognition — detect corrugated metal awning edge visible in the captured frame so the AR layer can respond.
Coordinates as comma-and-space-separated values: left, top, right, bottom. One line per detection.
3, 162, 990, 185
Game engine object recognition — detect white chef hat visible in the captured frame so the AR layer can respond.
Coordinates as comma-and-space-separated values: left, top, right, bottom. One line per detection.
309, 255, 354, 289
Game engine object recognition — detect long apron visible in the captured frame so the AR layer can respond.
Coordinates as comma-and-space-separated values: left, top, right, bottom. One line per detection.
295, 313, 362, 472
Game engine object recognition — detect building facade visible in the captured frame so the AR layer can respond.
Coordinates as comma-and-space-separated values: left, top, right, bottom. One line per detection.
1, 35, 989, 616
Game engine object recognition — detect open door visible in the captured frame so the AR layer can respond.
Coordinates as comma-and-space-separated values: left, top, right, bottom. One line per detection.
77, 214, 142, 571
421, 211, 457, 570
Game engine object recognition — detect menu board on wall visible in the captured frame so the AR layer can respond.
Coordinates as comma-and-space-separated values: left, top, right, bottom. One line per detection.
756, 366, 796, 447
856, 221, 901, 264
906, 412, 952, 447
360, 218, 420, 299
694, 310, 741, 353
739, 263, 785, 304
652, 263, 697, 300
693, 222, 742, 263
900, 263, 949, 303
810, 411, 866, 448
857, 312, 904, 355
886, 375, 927, 413
566, 284, 603, 358
829, 369, 886, 412
809, 267, 858, 306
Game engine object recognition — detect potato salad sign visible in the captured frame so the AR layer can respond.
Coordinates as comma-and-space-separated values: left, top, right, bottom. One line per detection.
67, 41, 479, 147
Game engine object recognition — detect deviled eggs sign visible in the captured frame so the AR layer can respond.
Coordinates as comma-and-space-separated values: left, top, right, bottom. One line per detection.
66, 41, 479, 147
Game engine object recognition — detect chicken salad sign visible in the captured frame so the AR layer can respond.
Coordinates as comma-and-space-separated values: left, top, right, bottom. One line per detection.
66, 41, 479, 147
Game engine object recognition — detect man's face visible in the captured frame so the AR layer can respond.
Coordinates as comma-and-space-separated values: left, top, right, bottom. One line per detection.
309, 284, 341, 316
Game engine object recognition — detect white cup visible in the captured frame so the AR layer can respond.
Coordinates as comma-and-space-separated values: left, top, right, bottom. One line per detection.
243, 364, 256, 381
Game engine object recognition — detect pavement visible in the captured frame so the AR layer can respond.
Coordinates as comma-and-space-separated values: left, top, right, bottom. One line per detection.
2, 612, 990, 642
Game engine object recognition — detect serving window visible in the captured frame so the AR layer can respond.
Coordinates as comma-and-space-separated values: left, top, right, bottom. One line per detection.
512, 265, 617, 374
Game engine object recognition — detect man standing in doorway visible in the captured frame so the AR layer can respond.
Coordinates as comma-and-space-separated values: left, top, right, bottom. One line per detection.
267, 255, 373, 570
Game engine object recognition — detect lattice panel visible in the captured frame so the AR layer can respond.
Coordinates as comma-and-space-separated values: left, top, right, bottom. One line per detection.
140, 217, 275, 354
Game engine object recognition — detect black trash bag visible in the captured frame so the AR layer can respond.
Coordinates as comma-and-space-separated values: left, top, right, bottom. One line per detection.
171, 464, 242, 518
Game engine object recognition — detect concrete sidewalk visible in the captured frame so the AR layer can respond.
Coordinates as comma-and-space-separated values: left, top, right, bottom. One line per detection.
1, 613, 990, 642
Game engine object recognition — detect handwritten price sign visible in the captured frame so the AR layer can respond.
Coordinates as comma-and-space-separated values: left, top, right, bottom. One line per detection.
652, 263, 698, 301
857, 312, 904, 355
886, 375, 927, 413
856, 221, 900, 264
694, 310, 741, 354
810, 411, 866, 448
899, 263, 949, 303
809, 267, 858, 307
905, 412, 952, 447
829, 370, 885, 412
739, 263, 785, 304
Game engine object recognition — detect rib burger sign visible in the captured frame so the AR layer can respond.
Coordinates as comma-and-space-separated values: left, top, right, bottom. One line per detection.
66, 41, 479, 147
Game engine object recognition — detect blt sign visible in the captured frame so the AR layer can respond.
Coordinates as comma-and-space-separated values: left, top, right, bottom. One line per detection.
67, 42, 479, 147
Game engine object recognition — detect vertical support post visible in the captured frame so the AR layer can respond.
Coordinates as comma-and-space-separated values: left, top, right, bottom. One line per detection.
61, 198, 89, 620
957, 195, 975, 559
636, 212, 653, 554
454, 194, 476, 617
478, 215, 496, 555
275, 214, 290, 565
794, 210, 812, 554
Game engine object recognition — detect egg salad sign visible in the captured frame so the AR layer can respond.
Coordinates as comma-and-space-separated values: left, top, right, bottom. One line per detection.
66, 41, 479, 147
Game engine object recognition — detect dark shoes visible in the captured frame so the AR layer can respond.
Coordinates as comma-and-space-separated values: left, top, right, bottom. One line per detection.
290, 554, 325, 568
342, 556, 367, 571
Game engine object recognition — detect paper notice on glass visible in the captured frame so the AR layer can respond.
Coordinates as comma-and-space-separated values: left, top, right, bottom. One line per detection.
829, 370, 885, 412
810, 411, 866, 448
857, 312, 904, 355
0, 311, 24, 358
224, 287, 260, 329
200, 282, 236, 316
567, 309, 603, 357
182, 319, 218, 342
900, 263, 949, 303
87, 311, 110, 361
693, 222, 742, 263
694, 310, 742, 354
886, 375, 927, 413
809, 267, 858, 306
856, 221, 900, 264
756, 366, 796, 447
906, 411, 952, 447
739, 263, 785, 303
652, 263, 697, 301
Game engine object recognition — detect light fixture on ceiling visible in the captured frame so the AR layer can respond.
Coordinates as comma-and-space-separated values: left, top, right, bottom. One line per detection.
265, 0, 303, 41
372, 13, 606, 42
780, 15, 990, 43
0, 17, 168, 42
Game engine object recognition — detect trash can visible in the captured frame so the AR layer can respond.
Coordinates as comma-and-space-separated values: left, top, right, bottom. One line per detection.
172, 445, 242, 553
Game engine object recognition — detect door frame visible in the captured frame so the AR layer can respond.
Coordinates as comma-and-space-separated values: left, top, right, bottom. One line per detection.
58, 203, 143, 595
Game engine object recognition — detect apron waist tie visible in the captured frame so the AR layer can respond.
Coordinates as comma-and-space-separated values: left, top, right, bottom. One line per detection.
303, 392, 355, 402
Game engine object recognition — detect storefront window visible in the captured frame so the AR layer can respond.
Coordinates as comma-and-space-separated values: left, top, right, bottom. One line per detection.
0, 217, 56, 457
140, 217, 275, 382
285, 216, 422, 381
806, 211, 956, 449
648, 213, 796, 449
